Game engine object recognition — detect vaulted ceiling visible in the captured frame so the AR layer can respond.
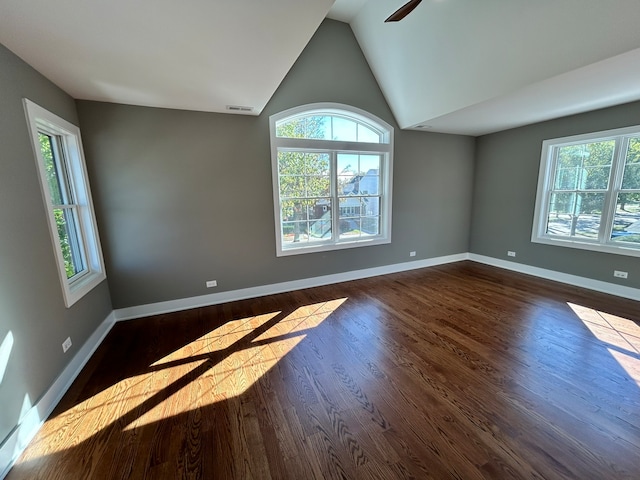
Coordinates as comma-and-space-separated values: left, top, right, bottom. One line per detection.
2, 0, 640, 136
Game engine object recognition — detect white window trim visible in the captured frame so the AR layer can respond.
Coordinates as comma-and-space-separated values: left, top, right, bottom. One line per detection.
532, 124, 640, 258
24, 99, 106, 307
270, 103, 394, 257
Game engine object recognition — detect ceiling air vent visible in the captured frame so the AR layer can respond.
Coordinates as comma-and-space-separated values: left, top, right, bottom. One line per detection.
226, 105, 254, 112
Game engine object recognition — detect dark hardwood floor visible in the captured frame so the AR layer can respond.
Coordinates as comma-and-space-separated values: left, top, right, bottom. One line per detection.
7, 261, 640, 479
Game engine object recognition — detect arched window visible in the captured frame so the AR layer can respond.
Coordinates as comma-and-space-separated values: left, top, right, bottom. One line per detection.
270, 103, 393, 256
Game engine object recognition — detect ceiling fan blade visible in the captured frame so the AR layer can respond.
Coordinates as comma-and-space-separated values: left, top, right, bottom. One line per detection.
385, 0, 423, 22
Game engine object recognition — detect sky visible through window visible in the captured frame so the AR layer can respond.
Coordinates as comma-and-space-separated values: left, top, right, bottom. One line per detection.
277, 114, 383, 144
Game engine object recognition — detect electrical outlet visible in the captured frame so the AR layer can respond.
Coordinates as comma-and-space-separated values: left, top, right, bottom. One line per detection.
409, 251, 416, 257
62, 337, 72, 353
614, 270, 628, 279
206, 280, 218, 288
507, 251, 516, 257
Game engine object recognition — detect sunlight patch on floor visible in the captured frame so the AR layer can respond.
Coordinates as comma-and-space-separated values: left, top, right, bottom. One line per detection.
567, 302, 640, 385
150, 312, 281, 367
128, 298, 347, 428
15, 299, 348, 459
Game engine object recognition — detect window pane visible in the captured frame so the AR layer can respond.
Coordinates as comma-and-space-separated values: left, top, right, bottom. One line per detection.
279, 152, 330, 198
54, 208, 86, 278
339, 175, 380, 196
39, 133, 64, 205
277, 151, 299, 174
622, 138, 640, 189
304, 153, 329, 176
281, 200, 332, 245
306, 175, 330, 197
339, 197, 362, 219
359, 175, 380, 195
279, 176, 304, 198
359, 155, 380, 175
277, 114, 384, 143
546, 193, 605, 239
554, 165, 579, 190
278, 151, 328, 175
611, 194, 640, 245
338, 197, 380, 219
362, 197, 380, 216
338, 154, 381, 196
338, 214, 380, 239
282, 218, 331, 245
279, 176, 330, 199
554, 141, 614, 190
339, 216, 361, 238
281, 200, 331, 222
583, 166, 611, 189
276, 116, 328, 139
308, 208, 332, 239
357, 124, 382, 143
361, 216, 380, 235
337, 154, 357, 176
338, 153, 381, 175
331, 116, 357, 142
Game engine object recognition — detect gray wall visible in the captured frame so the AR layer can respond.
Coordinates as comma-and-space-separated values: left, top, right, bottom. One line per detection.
470, 101, 640, 289
77, 19, 476, 309
0, 44, 112, 447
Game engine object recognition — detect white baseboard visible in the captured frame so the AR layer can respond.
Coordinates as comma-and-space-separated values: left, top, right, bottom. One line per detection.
469, 254, 640, 301
0, 312, 116, 480
114, 253, 469, 321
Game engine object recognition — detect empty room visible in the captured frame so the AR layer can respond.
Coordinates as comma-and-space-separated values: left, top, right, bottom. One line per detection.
1, 1, 639, 479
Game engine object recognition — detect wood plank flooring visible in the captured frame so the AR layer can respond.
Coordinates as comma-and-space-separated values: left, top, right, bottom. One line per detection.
7, 261, 640, 479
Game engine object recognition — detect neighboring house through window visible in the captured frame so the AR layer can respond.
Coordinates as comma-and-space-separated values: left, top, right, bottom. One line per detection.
270, 103, 394, 256
24, 99, 106, 307
532, 125, 640, 257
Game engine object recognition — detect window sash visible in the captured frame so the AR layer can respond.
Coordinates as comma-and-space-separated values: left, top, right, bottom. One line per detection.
533, 126, 640, 256
39, 130, 91, 281
276, 149, 387, 249
52, 205, 88, 281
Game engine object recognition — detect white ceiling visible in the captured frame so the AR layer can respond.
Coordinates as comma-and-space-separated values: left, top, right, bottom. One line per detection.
2, 0, 640, 136
0, 0, 333, 114
349, 0, 640, 135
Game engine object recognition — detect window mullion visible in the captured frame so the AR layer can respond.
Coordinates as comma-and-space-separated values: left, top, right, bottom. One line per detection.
331, 151, 338, 243
601, 137, 627, 243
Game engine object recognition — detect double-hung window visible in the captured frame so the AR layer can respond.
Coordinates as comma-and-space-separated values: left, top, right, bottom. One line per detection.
24, 99, 106, 306
270, 103, 393, 256
532, 125, 640, 257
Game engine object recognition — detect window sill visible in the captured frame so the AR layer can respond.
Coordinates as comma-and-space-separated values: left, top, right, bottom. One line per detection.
63, 270, 107, 307
531, 235, 640, 258
277, 236, 391, 257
